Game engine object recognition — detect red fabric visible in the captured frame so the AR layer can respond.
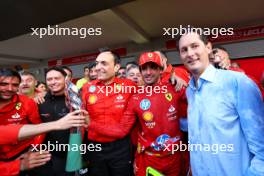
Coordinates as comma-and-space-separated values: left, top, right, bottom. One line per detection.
0, 125, 23, 145
89, 81, 187, 151
0, 95, 42, 160
161, 65, 190, 84
129, 83, 186, 155
0, 160, 20, 176
82, 77, 136, 142
174, 67, 190, 83
231, 58, 264, 82
135, 151, 182, 176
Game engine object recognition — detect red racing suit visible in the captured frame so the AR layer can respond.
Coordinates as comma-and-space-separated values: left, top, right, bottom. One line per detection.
0, 95, 42, 176
82, 77, 136, 142
87, 81, 188, 176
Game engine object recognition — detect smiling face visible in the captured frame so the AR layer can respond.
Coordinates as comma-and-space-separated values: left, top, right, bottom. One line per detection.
126, 67, 142, 85
179, 32, 211, 80
19, 74, 36, 95
46, 70, 65, 95
95, 52, 120, 82
0, 76, 20, 101
140, 62, 162, 85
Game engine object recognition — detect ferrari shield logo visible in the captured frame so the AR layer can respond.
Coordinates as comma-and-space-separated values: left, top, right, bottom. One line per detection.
165, 93, 172, 101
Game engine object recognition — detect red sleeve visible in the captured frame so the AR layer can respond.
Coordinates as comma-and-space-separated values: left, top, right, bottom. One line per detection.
0, 160, 20, 176
27, 99, 42, 124
88, 96, 137, 138
174, 67, 190, 83
0, 125, 23, 145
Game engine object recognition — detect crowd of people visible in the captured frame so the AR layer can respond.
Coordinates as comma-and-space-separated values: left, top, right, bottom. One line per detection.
0, 31, 264, 176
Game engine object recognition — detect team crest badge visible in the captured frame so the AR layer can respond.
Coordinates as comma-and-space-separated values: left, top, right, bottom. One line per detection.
15, 102, 22, 110
165, 93, 173, 101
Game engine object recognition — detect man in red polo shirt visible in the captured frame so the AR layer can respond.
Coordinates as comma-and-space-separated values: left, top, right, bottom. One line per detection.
0, 109, 87, 176
0, 68, 47, 175
82, 50, 136, 176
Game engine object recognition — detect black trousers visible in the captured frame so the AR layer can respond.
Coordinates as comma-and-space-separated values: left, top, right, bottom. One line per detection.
27, 155, 75, 176
86, 136, 132, 176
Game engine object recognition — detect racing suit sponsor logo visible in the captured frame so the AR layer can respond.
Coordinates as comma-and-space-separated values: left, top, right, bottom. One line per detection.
88, 95, 97, 104
143, 111, 153, 122
11, 112, 20, 119
167, 105, 177, 121
115, 94, 125, 103
165, 93, 173, 101
143, 111, 155, 129
15, 102, 22, 110
89, 85, 96, 93
168, 105, 175, 112
140, 99, 151, 110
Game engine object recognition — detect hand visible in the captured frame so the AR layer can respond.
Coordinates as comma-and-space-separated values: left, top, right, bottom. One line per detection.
19, 151, 51, 171
218, 58, 231, 69
54, 109, 89, 130
34, 94, 45, 104
170, 72, 188, 91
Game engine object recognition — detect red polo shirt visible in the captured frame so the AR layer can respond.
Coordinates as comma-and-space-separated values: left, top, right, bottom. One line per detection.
0, 94, 42, 160
82, 77, 136, 142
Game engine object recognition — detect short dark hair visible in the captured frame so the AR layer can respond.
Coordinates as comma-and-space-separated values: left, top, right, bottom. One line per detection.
61, 66, 72, 75
119, 67, 126, 70
0, 68, 21, 83
99, 49, 121, 65
84, 66, 89, 71
20, 71, 36, 79
88, 62, 96, 69
45, 67, 67, 78
36, 81, 46, 88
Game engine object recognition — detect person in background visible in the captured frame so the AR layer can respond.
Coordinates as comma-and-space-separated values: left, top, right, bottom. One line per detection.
76, 66, 90, 89
36, 81, 47, 94
126, 63, 143, 85
88, 61, 98, 81
61, 66, 73, 82
19, 71, 39, 99
117, 67, 126, 79
210, 46, 264, 98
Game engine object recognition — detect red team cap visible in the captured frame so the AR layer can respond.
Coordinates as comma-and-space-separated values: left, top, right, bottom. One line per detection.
139, 52, 163, 67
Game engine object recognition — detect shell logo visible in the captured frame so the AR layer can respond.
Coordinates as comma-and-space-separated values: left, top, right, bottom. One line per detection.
143, 111, 153, 122
88, 95, 97, 104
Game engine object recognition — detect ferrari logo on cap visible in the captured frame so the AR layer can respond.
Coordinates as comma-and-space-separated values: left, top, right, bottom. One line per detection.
165, 93, 173, 101
148, 53, 153, 58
